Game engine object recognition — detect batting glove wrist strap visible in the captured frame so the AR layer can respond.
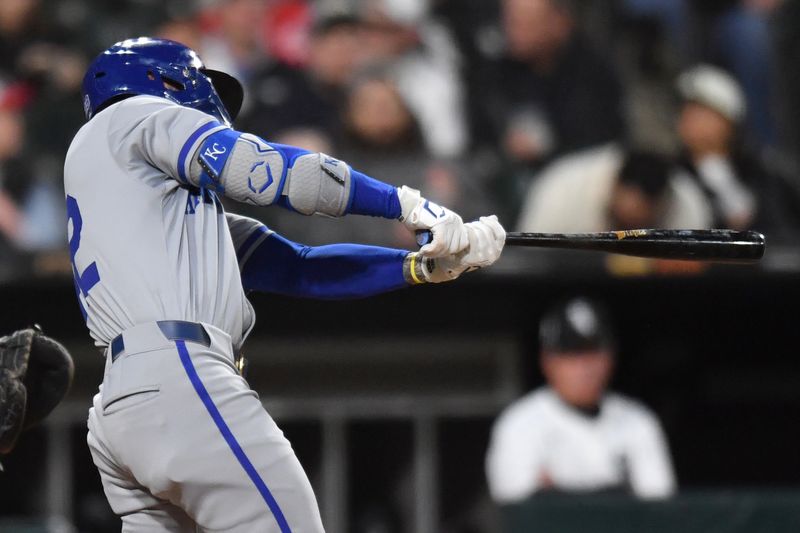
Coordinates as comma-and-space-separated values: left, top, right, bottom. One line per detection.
403, 253, 430, 285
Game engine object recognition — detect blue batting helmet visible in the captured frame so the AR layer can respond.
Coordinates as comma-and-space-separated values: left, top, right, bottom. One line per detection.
82, 37, 243, 125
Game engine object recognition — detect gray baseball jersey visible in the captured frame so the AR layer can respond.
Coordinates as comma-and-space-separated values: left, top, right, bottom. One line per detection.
73, 96, 325, 531
64, 95, 261, 349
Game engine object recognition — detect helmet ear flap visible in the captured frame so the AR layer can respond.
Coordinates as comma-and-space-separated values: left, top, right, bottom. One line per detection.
203, 69, 243, 121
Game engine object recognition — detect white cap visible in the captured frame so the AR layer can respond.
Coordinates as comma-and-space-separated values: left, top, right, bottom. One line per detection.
374, 0, 430, 25
677, 64, 746, 123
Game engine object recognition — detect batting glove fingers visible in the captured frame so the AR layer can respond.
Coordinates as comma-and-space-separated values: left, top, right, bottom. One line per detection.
397, 185, 468, 257
458, 215, 506, 269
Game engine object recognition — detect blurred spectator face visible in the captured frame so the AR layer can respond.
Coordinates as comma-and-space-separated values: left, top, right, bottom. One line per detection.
0, 108, 24, 161
502, 0, 573, 64
361, 22, 412, 61
157, 19, 202, 53
308, 23, 362, 88
219, 0, 265, 49
541, 349, 614, 408
675, 65, 743, 158
346, 77, 414, 146
0, 0, 38, 35
19, 44, 86, 93
678, 102, 734, 158
608, 182, 662, 229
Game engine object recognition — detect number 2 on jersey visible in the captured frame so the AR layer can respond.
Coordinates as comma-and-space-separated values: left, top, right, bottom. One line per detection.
66, 195, 100, 320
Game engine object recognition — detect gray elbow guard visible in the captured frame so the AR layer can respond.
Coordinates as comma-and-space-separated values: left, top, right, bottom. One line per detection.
283, 152, 352, 217
189, 132, 352, 217
190, 133, 285, 205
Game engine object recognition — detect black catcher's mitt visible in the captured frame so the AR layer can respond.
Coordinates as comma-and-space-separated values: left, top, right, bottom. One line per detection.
0, 327, 74, 455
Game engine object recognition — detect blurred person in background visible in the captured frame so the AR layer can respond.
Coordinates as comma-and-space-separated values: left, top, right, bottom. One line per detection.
341, 67, 492, 225
486, 297, 676, 502
674, 64, 756, 230
157, 10, 203, 53
475, 0, 625, 165
198, 0, 270, 108
336, 68, 492, 242
0, 84, 64, 252
690, 0, 780, 149
358, 0, 467, 159
255, 67, 489, 247
0, 0, 88, 161
620, 0, 781, 149
674, 63, 800, 236
0, 0, 85, 261
516, 147, 712, 232
19, 42, 87, 164
259, 0, 313, 67
470, 0, 625, 224
240, 12, 363, 150
0, 87, 27, 248
0, 0, 42, 76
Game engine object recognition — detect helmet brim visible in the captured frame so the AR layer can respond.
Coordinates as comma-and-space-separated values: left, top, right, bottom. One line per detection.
203, 69, 244, 122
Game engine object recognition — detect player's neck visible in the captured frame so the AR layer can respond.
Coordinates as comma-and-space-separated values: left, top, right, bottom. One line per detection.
554, 392, 603, 419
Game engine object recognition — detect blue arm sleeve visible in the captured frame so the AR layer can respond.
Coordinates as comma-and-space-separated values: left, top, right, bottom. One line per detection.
346, 169, 402, 218
240, 230, 410, 299
266, 143, 401, 219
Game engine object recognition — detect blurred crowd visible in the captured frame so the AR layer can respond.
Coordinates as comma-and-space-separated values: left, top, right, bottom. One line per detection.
2, 0, 800, 277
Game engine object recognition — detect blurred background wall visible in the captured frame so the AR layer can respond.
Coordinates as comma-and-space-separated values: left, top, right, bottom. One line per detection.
2, 0, 800, 532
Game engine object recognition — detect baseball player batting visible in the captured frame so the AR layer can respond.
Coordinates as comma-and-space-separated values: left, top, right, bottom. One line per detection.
67, 38, 504, 532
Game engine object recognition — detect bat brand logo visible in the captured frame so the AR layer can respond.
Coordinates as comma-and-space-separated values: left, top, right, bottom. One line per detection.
614, 229, 647, 240
203, 143, 227, 161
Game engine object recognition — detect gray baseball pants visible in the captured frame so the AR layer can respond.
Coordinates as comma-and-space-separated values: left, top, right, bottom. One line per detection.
87, 321, 324, 532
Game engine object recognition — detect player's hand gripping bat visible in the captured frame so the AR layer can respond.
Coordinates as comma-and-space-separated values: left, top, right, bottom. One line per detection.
417, 229, 766, 264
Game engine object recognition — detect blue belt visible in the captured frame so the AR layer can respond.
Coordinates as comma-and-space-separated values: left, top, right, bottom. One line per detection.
110, 320, 211, 362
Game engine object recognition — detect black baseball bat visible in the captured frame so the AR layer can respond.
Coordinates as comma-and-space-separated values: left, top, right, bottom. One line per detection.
416, 229, 766, 263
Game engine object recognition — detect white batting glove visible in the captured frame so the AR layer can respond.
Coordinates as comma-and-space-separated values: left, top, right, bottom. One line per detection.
397, 185, 468, 257
457, 215, 506, 269
404, 216, 506, 284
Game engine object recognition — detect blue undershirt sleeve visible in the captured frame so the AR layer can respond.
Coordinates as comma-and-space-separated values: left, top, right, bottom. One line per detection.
347, 169, 402, 219
239, 230, 410, 299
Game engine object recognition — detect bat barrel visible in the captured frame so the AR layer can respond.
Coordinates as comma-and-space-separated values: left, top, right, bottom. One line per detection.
505, 229, 766, 263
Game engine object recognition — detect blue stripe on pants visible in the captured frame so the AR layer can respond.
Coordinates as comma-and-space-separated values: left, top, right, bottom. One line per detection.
175, 340, 292, 532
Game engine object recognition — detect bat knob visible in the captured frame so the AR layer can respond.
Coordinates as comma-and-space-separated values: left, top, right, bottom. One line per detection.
415, 230, 433, 248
